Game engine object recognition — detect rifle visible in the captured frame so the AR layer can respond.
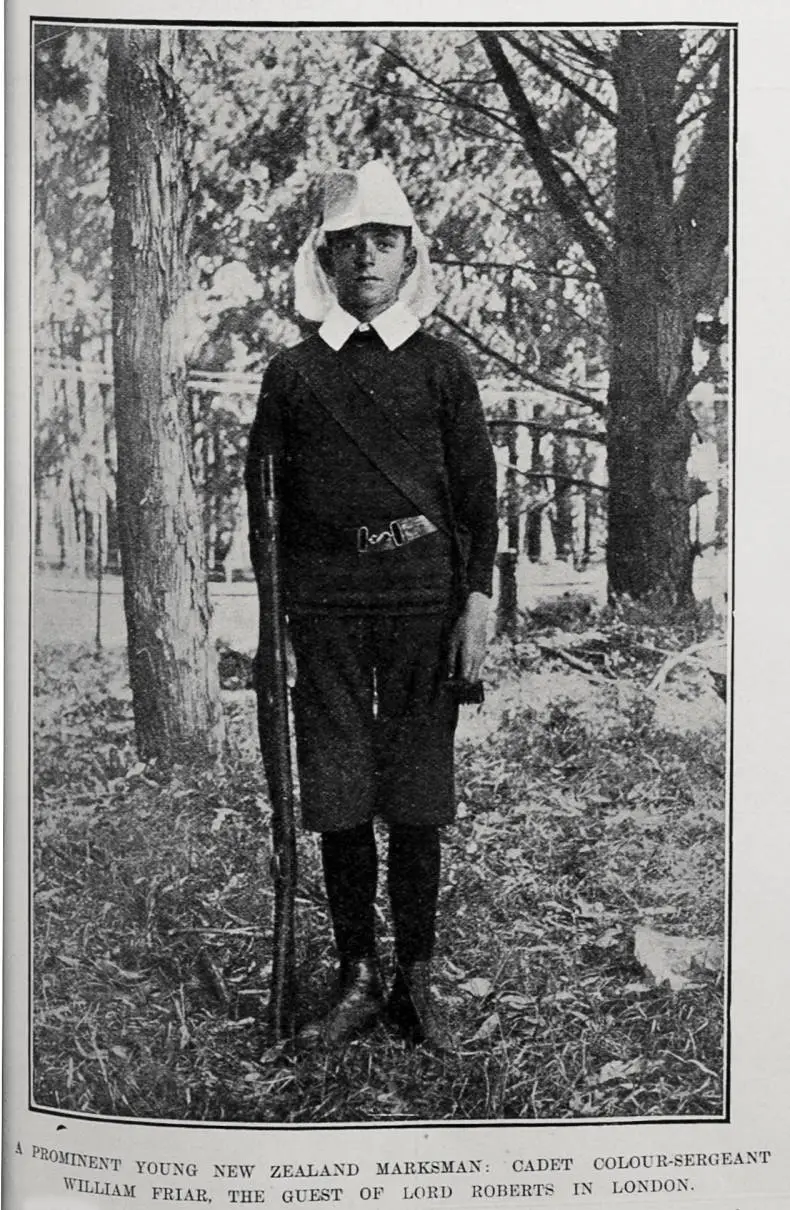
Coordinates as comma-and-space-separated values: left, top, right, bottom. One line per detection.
254, 453, 297, 1041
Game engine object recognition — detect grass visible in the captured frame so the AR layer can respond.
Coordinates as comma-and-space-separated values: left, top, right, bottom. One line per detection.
32, 598, 727, 1123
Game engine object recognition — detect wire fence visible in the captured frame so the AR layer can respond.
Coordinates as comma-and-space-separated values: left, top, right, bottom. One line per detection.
34, 357, 612, 582
33, 357, 725, 637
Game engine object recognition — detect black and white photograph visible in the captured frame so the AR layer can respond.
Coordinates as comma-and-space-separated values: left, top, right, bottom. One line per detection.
27, 18, 734, 1131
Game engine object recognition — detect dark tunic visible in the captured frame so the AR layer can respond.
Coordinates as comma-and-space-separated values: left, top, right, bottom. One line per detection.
245, 326, 498, 829
246, 328, 498, 613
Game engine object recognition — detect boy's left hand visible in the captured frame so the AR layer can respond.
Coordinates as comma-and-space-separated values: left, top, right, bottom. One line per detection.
448, 591, 490, 682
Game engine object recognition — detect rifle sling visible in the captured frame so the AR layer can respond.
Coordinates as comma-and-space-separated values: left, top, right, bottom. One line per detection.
281, 339, 451, 537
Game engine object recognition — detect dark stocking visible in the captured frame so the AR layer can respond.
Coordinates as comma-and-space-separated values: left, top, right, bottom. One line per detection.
320, 821, 378, 959
387, 823, 441, 966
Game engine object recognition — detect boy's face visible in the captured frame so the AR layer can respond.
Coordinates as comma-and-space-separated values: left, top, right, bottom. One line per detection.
322, 224, 417, 322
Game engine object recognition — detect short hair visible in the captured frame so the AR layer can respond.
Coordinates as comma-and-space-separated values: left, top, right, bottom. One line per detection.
323, 223, 412, 248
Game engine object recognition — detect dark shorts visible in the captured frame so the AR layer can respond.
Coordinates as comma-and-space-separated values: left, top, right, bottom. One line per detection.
289, 612, 459, 832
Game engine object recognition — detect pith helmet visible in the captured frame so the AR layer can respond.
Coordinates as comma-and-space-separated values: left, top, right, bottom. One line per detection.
320, 161, 415, 232
293, 159, 439, 322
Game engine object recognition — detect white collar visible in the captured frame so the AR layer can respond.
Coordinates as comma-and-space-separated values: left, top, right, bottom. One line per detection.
318, 300, 420, 352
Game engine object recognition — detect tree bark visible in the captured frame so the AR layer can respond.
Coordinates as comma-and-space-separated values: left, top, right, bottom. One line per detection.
34, 387, 43, 558
107, 29, 223, 762
712, 387, 729, 549
100, 335, 121, 573
606, 30, 728, 605
481, 29, 731, 606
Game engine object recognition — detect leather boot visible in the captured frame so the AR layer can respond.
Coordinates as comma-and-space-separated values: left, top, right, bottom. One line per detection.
298, 956, 384, 1048
386, 960, 455, 1052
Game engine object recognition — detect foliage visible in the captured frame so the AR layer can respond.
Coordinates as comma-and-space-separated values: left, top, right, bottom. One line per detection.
34, 25, 731, 591
471, 29, 731, 602
34, 599, 726, 1121
34, 27, 110, 353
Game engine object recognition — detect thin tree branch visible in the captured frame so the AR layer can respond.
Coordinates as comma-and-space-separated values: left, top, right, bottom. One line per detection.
552, 150, 614, 231
676, 100, 712, 135
442, 115, 521, 148
536, 641, 610, 679
498, 461, 608, 493
434, 259, 598, 282
442, 75, 499, 87
674, 37, 731, 319
374, 42, 519, 136
541, 32, 609, 82
436, 312, 525, 378
500, 31, 617, 125
554, 294, 609, 337
477, 31, 614, 296
678, 30, 722, 77
435, 309, 607, 414
559, 31, 613, 74
35, 26, 76, 50
346, 76, 522, 147
480, 192, 556, 223
679, 29, 718, 67
675, 35, 726, 115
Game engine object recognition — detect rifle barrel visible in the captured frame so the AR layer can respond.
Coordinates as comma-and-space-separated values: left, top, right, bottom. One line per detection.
257, 453, 298, 1041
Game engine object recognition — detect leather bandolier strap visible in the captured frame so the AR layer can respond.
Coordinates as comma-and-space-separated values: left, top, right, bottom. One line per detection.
280, 338, 452, 540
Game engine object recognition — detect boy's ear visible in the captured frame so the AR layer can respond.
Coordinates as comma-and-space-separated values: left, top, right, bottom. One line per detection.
403, 243, 418, 280
316, 239, 334, 279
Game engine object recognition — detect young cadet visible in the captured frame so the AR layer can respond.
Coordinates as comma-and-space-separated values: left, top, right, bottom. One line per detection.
245, 161, 498, 1050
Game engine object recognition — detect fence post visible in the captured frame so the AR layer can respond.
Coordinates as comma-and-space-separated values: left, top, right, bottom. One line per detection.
551, 432, 574, 561
95, 511, 103, 654
496, 550, 519, 638
497, 397, 521, 637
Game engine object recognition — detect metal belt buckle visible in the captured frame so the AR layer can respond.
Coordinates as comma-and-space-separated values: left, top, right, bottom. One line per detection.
389, 520, 405, 547
356, 520, 405, 554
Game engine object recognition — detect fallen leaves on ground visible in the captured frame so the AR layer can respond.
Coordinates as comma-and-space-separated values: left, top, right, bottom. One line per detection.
32, 596, 727, 1123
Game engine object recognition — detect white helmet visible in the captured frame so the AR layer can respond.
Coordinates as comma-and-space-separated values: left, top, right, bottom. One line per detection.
293, 160, 438, 322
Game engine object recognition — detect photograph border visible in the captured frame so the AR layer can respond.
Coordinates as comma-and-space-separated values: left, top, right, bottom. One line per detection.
26, 13, 737, 1132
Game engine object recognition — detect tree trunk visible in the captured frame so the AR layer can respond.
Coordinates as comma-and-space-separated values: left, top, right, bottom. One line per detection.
551, 433, 574, 562
83, 509, 96, 578
713, 389, 728, 549
526, 404, 545, 562
105, 495, 121, 574
55, 475, 66, 569
707, 343, 729, 550
100, 334, 121, 572
607, 31, 700, 606
481, 28, 730, 607
496, 401, 520, 637
213, 419, 224, 575
66, 317, 93, 576
107, 29, 223, 762
34, 387, 43, 559
102, 407, 121, 573
96, 511, 104, 653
